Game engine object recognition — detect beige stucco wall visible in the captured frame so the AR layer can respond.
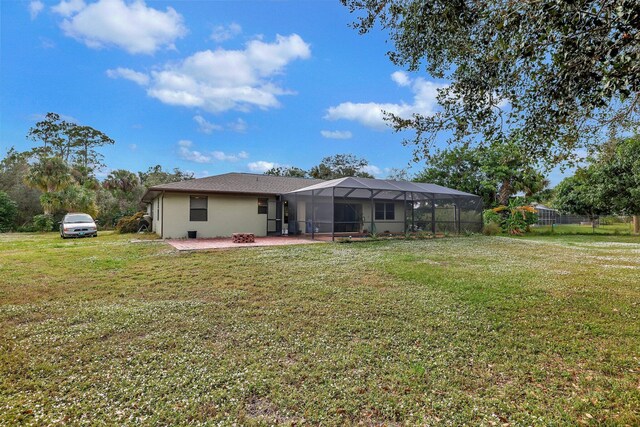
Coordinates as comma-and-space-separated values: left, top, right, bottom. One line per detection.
158, 192, 275, 238
360, 200, 406, 233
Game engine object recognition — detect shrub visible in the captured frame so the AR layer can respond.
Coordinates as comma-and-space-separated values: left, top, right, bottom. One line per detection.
115, 211, 146, 234
484, 198, 538, 235
32, 214, 54, 232
482, 222, 501, 235
483, 209, 502, 225
0, 191, 17, 232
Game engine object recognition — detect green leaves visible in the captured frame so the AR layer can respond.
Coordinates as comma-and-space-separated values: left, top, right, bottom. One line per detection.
416, 141, 548, 207
344, 0, 640, 167
0, 191, 18, 232
27, 113, 115, 182
554, 135, 640, 218
309, 154, 374, 179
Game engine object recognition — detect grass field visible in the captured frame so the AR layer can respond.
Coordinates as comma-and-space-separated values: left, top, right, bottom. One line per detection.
1, 232, 639, 425
530, 223, 634, 235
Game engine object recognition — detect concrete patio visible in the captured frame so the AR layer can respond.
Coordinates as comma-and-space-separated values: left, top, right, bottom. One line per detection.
166, 236, 323, 251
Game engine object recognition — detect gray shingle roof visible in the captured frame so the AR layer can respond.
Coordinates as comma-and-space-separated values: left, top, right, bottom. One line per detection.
142, 173, 324, 201
142, 173, 480, 203
287, 176, 479, 197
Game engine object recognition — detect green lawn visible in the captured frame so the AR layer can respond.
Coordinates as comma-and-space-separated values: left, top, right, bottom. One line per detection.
530, 223, 634, 235
1, 232, 639, 425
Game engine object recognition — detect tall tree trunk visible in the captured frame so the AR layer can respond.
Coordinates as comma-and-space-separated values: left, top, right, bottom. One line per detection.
498, 179, 511, 205
633, 215, 639, 234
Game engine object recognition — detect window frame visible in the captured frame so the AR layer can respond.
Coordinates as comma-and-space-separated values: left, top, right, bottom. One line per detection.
257, 197, 268, 215
374, 202, 395, 221
189, 195, 208, 222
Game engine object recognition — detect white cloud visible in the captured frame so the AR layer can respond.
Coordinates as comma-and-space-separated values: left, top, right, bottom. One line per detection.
193, 115, 248, 133
106, 67, 150, 86
212, 150, 248, 161
51, 0, 85, 17
29, 0, 45, 19
136, 34, 310, 112
325, 72, 446, 130
178, 140, 211, 163
360, 164, 383, 177
391, 71, 410, 87
228, 118, 247, 132
193, 115, 223, 134
129, 144, 137, 151
211, 23, 242, 43
247, 160, 277, 173
54, 0, 186, 55
178, 140, 248, 163
320, 130, 352, 140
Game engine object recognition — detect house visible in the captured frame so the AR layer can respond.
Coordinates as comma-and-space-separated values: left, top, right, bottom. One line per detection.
141, 173, 483, 239
141, 173, 322, 239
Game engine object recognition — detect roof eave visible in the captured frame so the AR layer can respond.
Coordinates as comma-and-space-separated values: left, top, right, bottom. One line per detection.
141, 187, 282, 203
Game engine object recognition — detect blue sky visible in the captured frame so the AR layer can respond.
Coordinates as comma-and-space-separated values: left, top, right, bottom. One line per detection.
2, 0, 567, 183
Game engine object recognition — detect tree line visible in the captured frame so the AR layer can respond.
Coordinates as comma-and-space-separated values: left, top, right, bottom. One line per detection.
554, 136, 640, 233
268, 149, 551, 210
1, 112, 638, 234
0, 113, 194, 232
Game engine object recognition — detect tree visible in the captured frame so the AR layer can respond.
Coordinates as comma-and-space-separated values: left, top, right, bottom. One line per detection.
553, 135, 640, 233
139, 165, 194, 188
592, 136, 640, 233
26, 112, 71, 160
264, 166, 308, 178
385, 168, 412, 181
415, 145, 494, 206
308, 154, 374, 179
554, 170, 608, 223
104, 169, 142, 193
99, 169, 145, 226
60, 184, 99, 218
68, 125, 114, 182
23, 113, 115, 218
0, 148, 41, 227
24, 156, 72, 215
342, 0, 640, 165
414, 143, 548, 207
27, 113, 115, 182
0, 191, 18, 232
480, 142, 549, 205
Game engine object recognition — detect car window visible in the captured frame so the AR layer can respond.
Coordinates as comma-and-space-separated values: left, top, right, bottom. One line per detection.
65, 214, 94, 223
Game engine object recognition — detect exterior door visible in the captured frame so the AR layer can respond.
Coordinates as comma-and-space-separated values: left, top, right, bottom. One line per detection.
267, 198, 277, 234
334, 203, 362, 232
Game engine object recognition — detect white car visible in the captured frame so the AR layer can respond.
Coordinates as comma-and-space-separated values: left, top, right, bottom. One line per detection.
60, 213, 98, 238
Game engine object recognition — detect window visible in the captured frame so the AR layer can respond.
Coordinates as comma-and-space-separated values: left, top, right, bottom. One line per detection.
258, 198, 268, 214
190, 196, 207, 221
375, 202, 395, 220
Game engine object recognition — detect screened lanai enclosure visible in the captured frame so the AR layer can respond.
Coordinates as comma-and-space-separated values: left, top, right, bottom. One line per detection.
283, 177, 483, 240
